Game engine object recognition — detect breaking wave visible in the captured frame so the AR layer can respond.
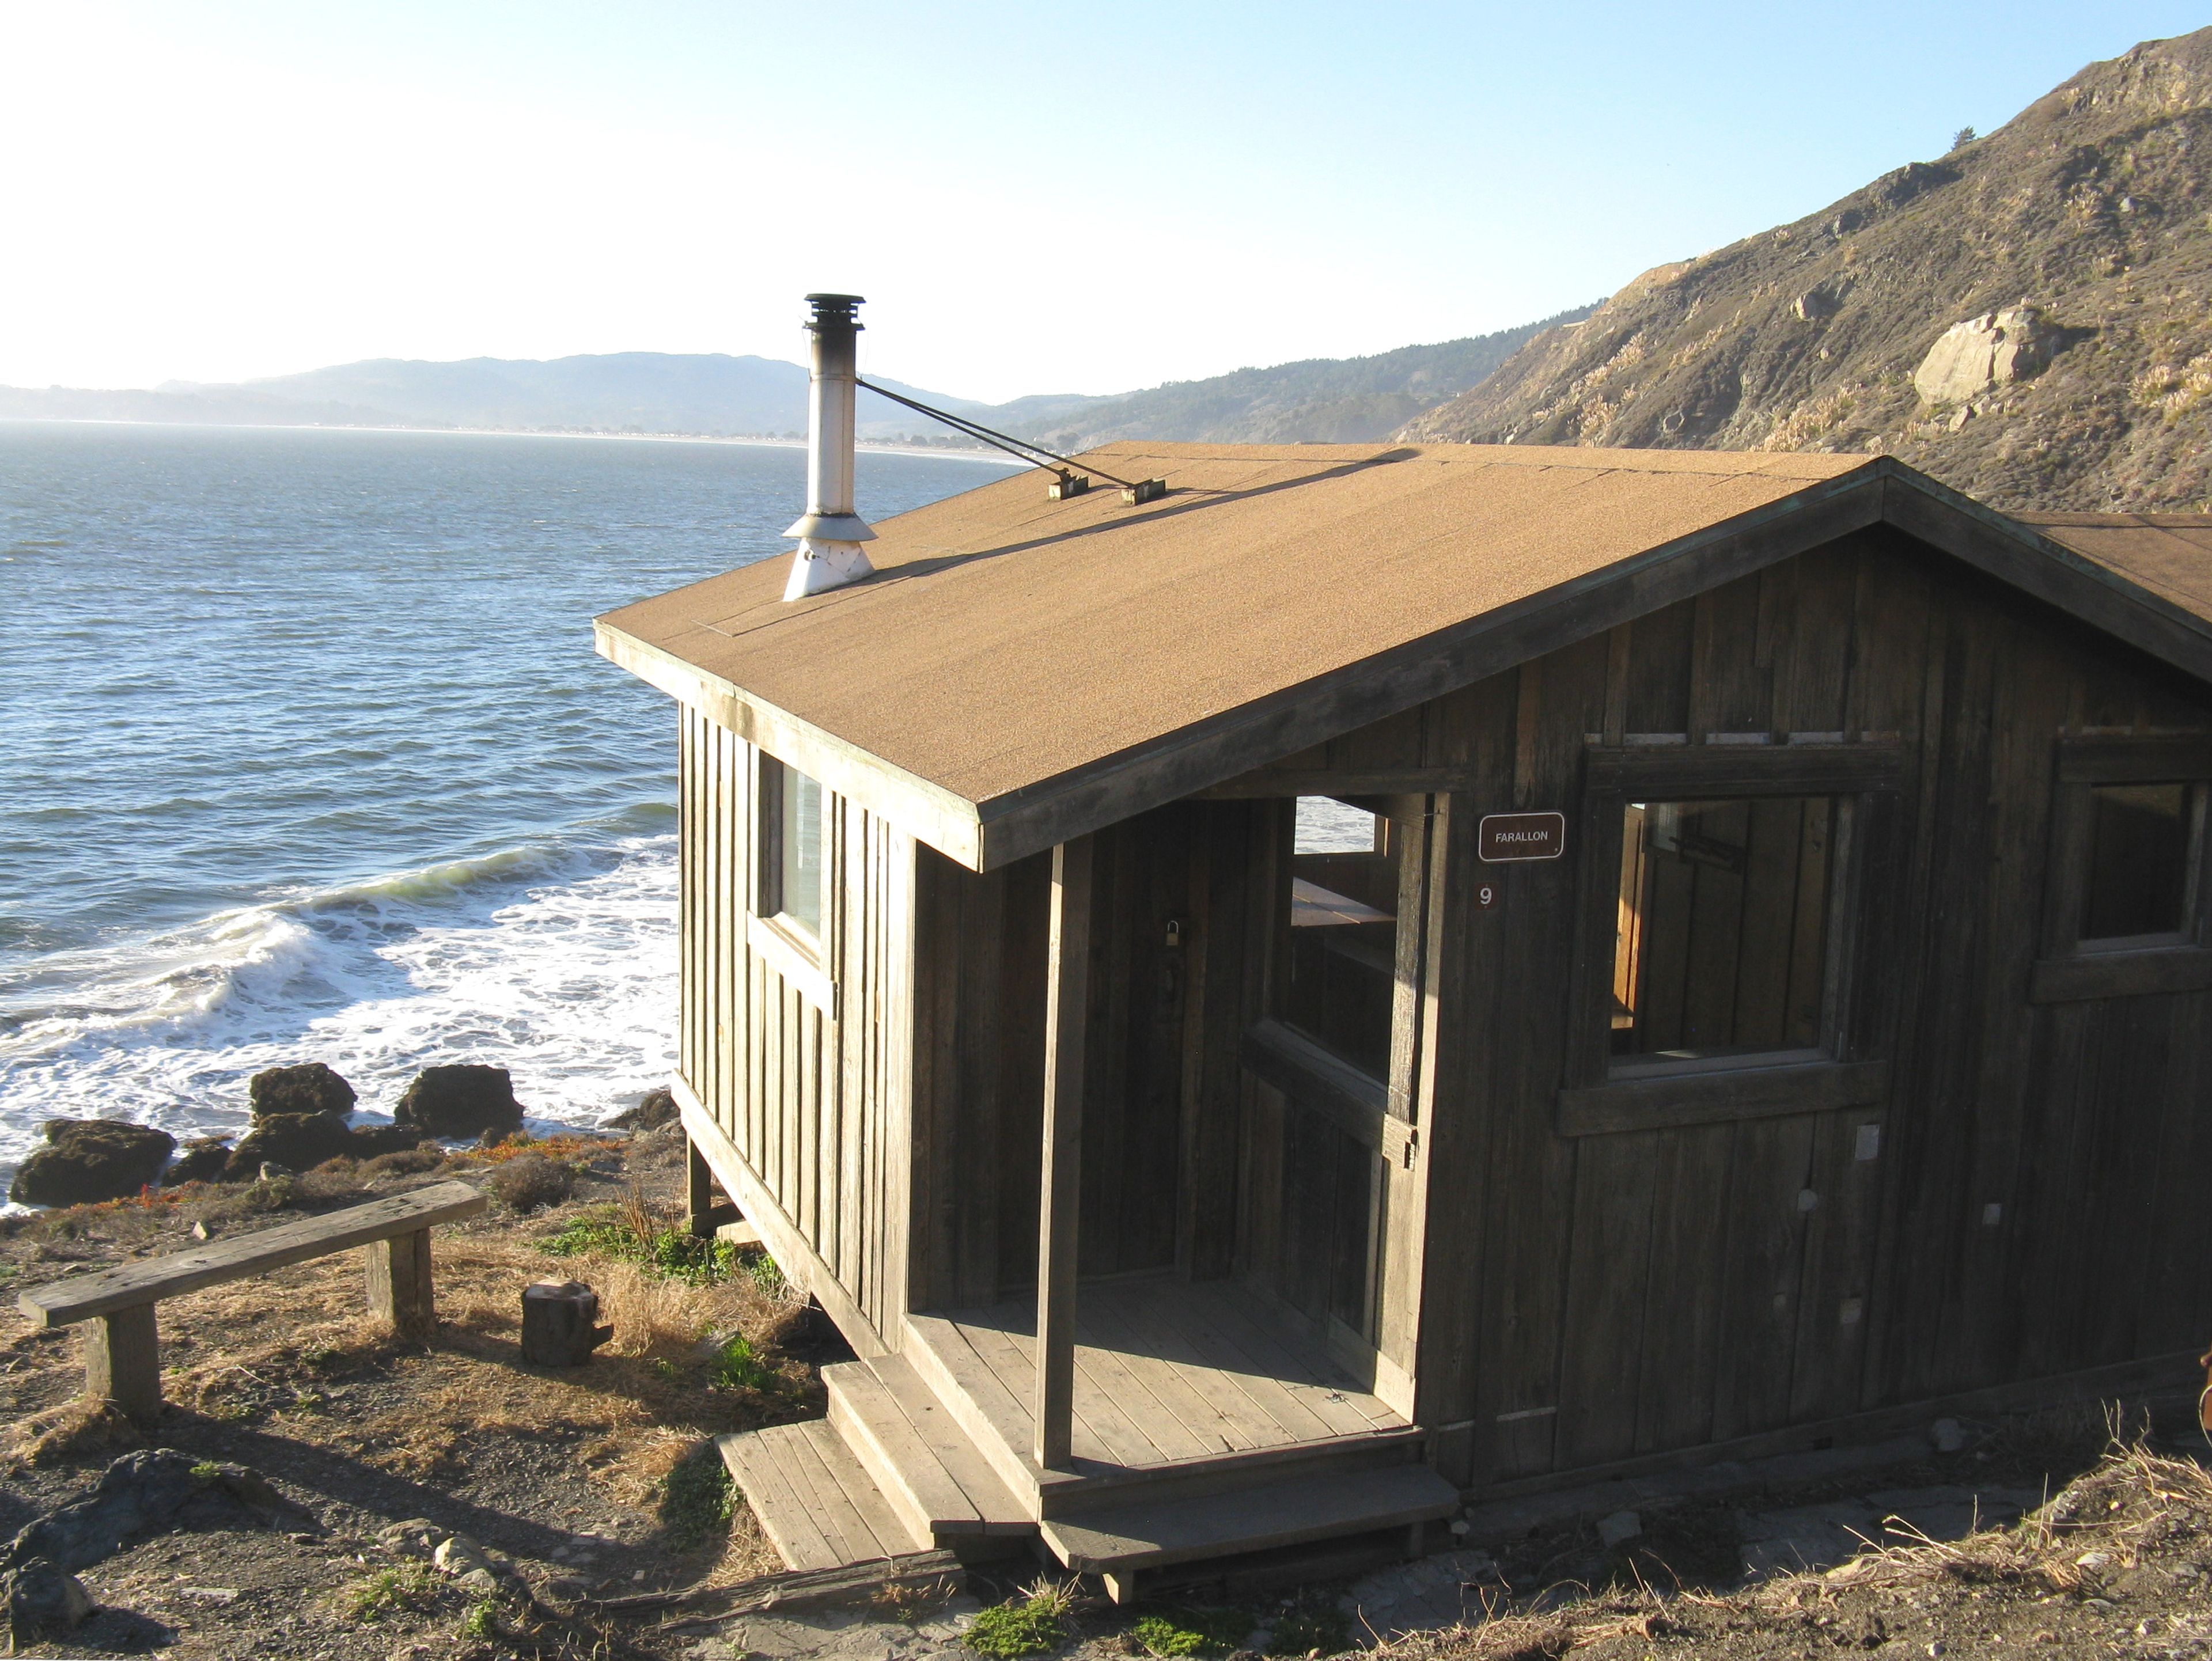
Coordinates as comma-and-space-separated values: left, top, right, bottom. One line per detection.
0, 807, 677, 1182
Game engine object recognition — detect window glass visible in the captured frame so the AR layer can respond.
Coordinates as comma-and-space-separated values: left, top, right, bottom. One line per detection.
779, 764, 824, 939
1612, 797, 1836, 1062
1285, 797, 1399, 1079
2082, 782, 2190, 941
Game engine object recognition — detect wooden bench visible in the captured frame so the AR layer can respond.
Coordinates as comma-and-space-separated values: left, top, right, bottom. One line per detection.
16, 1180, 487, 1421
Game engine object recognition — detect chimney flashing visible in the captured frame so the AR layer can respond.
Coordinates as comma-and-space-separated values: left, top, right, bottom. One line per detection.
783, 511, 877, 543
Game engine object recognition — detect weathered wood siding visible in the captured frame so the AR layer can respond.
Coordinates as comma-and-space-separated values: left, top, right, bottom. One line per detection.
678, 707, 913, 1345
908, 806, 1207, 1311
1376, 526, 2212, 1489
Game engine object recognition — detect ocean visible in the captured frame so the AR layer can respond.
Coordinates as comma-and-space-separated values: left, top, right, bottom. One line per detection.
0, 421, 1014, 1191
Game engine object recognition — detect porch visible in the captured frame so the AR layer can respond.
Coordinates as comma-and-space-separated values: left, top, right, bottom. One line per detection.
904, 1273, 1416, 1501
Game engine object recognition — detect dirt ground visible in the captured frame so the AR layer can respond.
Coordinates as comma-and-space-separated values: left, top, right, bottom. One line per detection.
2, 1132, 2207, 1660
0, 1122, 842, 1658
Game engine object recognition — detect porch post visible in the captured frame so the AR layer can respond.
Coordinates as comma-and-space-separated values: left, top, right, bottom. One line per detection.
1035, 834, 1093, 1471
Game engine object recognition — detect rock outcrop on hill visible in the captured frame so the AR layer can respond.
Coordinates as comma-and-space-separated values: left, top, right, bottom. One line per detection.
1401, 29, 2212, 512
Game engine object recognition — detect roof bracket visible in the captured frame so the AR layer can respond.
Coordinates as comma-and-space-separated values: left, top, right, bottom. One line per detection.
1122, 479, 1168, 506
1048, 470, 1091, 501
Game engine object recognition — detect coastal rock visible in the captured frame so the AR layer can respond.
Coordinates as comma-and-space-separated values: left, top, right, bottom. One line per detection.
1912, 305, 2062, 404
395, 1064, 524, 1142
350, 1123, 430, 1158
0, 1461, 305, 1643
165, 1136, 234, 1186
607, 1087, 678, 1132
9, 1120, 177, 1208
0, 1558, 94, 1645
226, 1112, 358, 1177
248, 1061, 357, 1121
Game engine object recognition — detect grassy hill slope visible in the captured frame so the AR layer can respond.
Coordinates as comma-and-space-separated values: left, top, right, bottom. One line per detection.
995, 308, 1596, 452
1403, 29, 2212, 512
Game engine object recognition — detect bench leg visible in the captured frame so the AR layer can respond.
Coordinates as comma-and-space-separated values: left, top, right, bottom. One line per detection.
85, 1304, 162, 1423
367, 1228, 435, 1341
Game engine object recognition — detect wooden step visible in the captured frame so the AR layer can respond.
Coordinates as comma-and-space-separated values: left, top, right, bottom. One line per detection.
900, 1310, 1070, 1512
825, 1353, 1035, 1542
1037, 1461, 1460, 1577
717, 1420, 929, 1572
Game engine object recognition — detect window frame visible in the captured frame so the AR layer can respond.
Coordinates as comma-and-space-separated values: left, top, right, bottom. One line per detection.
2029, 733, 2212, 1004
751, 750, 836, 1014
1558, 744, 1907, 1136
1244, 789, 1437, 1152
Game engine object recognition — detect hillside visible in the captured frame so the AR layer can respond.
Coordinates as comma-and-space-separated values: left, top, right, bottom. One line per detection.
1403, 28, 2212, 513
1003, 308, 1596, 452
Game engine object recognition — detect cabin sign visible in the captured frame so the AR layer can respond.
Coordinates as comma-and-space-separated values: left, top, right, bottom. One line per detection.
1479, 811, 1566, 861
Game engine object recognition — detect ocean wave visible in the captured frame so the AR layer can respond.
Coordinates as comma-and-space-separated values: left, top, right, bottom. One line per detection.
0, 814, 679, 1181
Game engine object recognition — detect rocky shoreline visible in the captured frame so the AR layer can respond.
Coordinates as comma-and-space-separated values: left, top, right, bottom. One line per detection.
7, 1060, 634, 1209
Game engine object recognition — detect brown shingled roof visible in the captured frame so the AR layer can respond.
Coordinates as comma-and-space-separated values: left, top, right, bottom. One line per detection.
2014, 512, 2212, 628
596, 444, 2212, 869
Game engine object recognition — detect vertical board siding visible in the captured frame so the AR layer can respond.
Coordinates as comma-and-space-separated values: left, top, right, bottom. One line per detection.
677, 708, 911, 1345
1401, 531, 2212, 1490
672, 523, 2212, 1491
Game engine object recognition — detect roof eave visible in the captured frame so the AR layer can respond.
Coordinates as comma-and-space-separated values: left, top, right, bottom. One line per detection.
1874, 460, 2212, 683
592, 618, 988, 869
599, 459, 2212, 875
959, 461, 1896, 869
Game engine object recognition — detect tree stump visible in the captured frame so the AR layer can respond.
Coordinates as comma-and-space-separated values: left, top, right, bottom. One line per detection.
520, 1280, 612, 1367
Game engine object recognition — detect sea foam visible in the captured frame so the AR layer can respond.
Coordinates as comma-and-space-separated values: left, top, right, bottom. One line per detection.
0, 817, 676, 1185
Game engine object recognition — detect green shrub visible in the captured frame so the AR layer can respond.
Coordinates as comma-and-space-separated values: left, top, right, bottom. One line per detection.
461, 1596, 501, 1639
342, 1562, 438, 1622
662, 1444, 735, 1550
1129, 1605, 1249, 1656
544, 1207, 735, 1285
740, 1246, 789, 1299
706, 1332, 775, 1393
968, 1580, 1077, 1657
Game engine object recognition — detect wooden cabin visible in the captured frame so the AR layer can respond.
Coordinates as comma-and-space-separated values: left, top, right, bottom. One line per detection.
596, 442, 2212, 1591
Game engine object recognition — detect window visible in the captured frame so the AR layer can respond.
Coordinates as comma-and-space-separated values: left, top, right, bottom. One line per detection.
759, 754, 825, 942
1560, 744, 1905, 1134
2031, 735, 2212, 1003
2082, 782, 2191, 942
1284, 797, 1400, 1080
1612, 797, 1838, 1061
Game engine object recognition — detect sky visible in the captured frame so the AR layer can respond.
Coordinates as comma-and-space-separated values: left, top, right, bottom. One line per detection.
0, 2, 2205, 404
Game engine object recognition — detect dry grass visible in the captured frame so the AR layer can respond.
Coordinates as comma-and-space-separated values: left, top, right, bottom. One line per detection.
4, 1395, 143, 1467
1384, 1417, 2212, 1660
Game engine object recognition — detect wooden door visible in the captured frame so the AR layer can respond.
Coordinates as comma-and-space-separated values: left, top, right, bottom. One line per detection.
1237, 792, 1439, 1415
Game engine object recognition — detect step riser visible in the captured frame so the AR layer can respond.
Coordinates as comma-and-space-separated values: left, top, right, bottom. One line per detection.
1036, 1461, 1461, 1576
1036, 1431, 1426, 1519
827, 1375, 942, 1546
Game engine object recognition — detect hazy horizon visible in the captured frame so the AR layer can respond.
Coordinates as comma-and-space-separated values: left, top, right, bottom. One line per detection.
3, 3, 2204, 403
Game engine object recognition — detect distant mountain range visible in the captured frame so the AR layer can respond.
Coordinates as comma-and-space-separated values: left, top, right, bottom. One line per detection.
0, 308, 1597, 453
1404, 28, 2212, 513
0, 355, 983, 442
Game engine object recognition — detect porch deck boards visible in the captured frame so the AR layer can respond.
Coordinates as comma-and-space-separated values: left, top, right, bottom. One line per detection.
911, 1276, 1406, 1472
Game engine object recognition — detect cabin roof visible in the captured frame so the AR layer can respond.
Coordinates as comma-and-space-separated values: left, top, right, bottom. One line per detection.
597, 443, 2212, 871
2013, 513, 2212, 627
